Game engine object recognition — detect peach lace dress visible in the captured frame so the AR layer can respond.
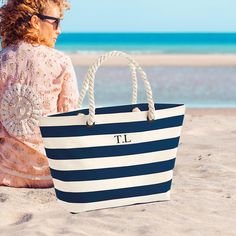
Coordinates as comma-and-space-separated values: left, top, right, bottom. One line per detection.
0, 41, 79, 188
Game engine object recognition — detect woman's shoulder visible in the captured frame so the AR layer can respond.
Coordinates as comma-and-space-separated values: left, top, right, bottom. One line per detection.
0, 41, 72, 71
36, 44, 73, 68
1, 40, 67, 55
39, 44, 66, 56
15, 41, 71, 64
31, 43, 70, 61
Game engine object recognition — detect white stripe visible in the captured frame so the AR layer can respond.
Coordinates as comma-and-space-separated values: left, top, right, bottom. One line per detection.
57, 191, 170, 213
39, 105, 185, 127
42, 126, 182, 149
53, 170, 173, 192
48, 148, 177, 171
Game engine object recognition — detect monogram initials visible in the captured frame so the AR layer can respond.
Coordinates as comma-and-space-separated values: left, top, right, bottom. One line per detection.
114, 134, 131, 144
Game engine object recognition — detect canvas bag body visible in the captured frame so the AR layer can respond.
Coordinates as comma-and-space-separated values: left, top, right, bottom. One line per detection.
39, 51, 185, 213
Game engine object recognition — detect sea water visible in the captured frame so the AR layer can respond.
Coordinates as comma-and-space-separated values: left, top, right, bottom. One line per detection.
56, 33, 236, 54
74, 66, 236, 108
55, 33, 236, 108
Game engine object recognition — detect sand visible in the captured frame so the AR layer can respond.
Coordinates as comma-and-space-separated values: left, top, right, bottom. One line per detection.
0, 108, 235, 236
67, 53, 236, 67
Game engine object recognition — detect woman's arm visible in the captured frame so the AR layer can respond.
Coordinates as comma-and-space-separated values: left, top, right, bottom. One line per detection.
57, 56, 79, 113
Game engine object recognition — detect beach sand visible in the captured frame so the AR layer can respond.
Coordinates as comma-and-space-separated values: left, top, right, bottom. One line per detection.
0, 108, 235, 236
67, 53, 236, 66
0, 53, 235, 235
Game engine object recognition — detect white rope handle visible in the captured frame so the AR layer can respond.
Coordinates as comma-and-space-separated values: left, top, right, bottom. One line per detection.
77, 63, 138, 109
84, 51, 156, 126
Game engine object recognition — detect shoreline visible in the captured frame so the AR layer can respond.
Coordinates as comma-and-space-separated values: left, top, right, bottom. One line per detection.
66, 53, 236, 66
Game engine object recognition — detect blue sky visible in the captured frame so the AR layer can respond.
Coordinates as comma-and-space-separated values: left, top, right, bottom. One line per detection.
60, 0, 236, 32
0, 0, 235, 32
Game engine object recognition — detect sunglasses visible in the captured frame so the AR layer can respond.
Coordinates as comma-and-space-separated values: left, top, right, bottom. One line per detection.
36, 13, 61, 30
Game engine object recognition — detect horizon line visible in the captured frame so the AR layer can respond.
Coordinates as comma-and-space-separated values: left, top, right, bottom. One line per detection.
60, 32, 236, 34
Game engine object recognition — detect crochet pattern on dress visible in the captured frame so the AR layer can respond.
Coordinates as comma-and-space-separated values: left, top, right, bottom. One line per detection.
0, 83, 42, 136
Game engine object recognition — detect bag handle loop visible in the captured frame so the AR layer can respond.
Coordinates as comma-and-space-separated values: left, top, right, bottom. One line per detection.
79, 51, 156, 126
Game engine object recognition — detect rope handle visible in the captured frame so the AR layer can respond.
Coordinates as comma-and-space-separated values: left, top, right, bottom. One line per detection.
79, 51, 156, 126
77, 62, 138, 109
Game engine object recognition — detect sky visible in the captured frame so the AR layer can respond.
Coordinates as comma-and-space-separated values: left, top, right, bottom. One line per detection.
0, 0, 235, 32
60, 0, 236, 32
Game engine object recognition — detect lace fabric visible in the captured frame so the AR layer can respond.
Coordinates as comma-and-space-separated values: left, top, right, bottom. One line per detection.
0, 41, 79, 187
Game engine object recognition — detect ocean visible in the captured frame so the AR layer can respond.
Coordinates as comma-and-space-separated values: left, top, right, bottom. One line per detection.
74, 66, 236, 108
55, 33, 236, 108
55, 33, 236, 54
1, 33, 235, 108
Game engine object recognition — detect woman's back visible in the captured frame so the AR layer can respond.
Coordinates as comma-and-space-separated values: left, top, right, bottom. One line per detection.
0, 41, 79, 187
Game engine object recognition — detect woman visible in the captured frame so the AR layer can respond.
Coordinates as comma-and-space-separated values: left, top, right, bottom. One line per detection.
0, 0, 79, 188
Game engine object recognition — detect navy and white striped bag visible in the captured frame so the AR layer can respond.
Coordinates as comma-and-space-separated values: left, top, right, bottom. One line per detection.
39, 51, 185, 213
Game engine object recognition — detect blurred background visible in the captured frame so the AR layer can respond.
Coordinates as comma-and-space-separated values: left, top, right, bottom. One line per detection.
2, 0, 236, 108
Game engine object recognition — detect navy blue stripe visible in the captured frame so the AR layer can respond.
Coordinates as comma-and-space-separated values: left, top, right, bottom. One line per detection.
45, 137, 180, 160
55, 180, 172, 203
40, 115, 184, 138
48, 103, 183, 117
50, 158, 175, 181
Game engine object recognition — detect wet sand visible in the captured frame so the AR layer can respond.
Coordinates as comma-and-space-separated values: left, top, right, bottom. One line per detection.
67, 53, 236, 67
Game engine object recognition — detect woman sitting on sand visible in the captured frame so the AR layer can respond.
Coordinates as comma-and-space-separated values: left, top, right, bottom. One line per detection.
0, 0, 79, 188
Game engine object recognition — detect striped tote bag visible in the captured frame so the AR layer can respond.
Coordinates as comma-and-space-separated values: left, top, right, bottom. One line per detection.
39, 51, 185, 213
